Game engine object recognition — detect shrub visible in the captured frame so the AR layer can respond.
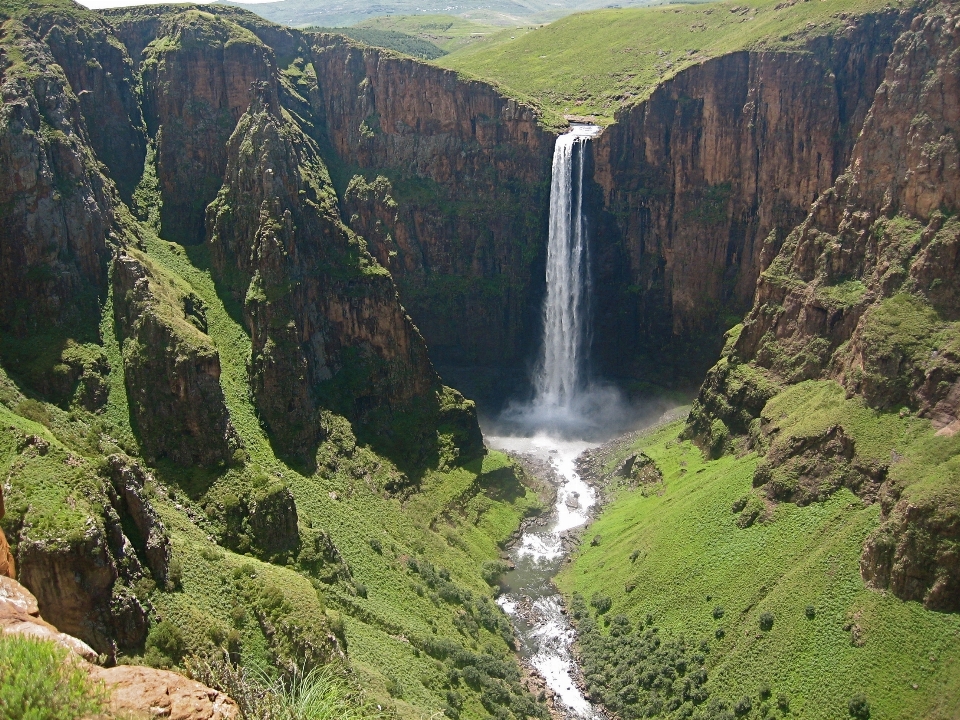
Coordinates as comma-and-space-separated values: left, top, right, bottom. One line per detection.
354, 583, 368, 599
145, 620, 185, 666
0, 635, 105, 720
759, 683, 771, 700
481, 560, 509, 586
712, 606, 724, 619
734, 695, 752, 716
777, 694, 790, 711
849, 694, 871, 719
368, 538, 382, 554
805, 605, 816, 619
166, 558, 183, 591
759, 612, 774, 631
590, 593, 612, 615
715, 628, 725, 640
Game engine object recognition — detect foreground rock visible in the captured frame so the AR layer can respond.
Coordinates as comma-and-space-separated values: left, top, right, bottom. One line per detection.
0, 573, 237, 719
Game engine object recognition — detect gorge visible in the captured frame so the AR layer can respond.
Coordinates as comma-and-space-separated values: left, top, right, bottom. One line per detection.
0, 0, 958, 718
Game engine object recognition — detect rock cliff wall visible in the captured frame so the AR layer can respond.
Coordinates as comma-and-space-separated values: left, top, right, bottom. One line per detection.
687, 4, 960, 611
307, 37, 554, 380
590, 9, 910, 385
0, 17, 120, 332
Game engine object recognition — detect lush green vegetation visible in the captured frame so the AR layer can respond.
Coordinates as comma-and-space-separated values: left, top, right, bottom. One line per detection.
438, 0, 912, 123
310, 26, 447, 59
350, 14, 501, 52
0, 635, 105, 720
558, 404, 960, 719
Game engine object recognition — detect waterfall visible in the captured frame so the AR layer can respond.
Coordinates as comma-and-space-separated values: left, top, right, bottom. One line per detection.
534, 125, 600, 414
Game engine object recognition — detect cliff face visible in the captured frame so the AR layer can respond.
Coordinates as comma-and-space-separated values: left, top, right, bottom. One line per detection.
136, 10, 277, 245
308, 37, 554, 377
590, 10, 909, 385
0, 18, 120, 332
688, 4, 960, 611
207, 88, 441, 464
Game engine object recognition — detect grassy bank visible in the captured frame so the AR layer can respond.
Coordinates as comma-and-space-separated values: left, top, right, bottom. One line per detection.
557, 390, 960, 719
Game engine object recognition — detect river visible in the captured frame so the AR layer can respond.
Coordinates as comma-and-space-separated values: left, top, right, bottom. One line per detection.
486, 433, 604, 720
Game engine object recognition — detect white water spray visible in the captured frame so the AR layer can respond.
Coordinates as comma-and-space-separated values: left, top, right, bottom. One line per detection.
535, 125, 599, 410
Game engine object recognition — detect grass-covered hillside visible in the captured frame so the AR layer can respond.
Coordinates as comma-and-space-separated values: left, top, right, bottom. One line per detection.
308, 26, 449, 59
350, 15, 501, 53
558, 396, 960, 719
437, 0, 911, 123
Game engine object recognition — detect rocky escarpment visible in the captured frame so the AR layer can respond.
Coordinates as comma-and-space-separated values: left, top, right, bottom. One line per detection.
135, 10, 278, 245
308, 36, 554, 387
687, 4, 960, 611
589, 8, 912, 386
1, 427, 176, 657
206, 87, 443, 465
0, 16, 122, 333
113, 251, 240, 467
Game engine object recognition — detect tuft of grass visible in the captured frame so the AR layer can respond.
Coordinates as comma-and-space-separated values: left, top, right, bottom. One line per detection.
188, 653, 386, 720
0, 634, 106, 720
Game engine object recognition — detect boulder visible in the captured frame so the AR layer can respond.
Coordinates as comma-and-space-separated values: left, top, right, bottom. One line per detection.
90, 665, 239, 720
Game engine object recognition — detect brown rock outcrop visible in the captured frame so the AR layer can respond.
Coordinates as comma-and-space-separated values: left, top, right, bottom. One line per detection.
91, 665, 239, 720
1, 574, 238, 719
0, 575, 98, 662
0, 486, 14, 579
113, 251, 240, 467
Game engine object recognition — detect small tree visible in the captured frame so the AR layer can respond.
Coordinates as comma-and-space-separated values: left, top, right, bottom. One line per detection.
849, 694, 870, 719
759, 612, 774, 631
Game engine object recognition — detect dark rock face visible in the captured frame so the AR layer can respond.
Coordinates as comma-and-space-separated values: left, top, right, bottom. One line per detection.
113, 252, 240, 467
687, 5, 960, 611
752, 425, 888, 506
590, 10, 909, 385
0, 21, 119, 332
23, 9, 147, 202
106, 454, 172, 584
206, 88, 441, 465
309, 37, 554, 376
136, 11, 277, 245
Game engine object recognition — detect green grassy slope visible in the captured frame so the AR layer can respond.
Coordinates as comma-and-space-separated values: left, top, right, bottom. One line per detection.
351, 14, 501, 52
308, 26, 448, 59
437, 0, 909, 123
558, 386, 960, 719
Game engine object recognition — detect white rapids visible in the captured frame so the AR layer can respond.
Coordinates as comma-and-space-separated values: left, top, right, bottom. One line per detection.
487, 434, 603, 720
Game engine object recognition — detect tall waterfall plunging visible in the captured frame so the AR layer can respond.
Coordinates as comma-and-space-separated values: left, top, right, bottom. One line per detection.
534, 125, 599, 411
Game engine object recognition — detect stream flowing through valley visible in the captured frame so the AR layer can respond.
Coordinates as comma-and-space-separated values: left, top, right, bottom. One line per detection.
486, 434, 603, 719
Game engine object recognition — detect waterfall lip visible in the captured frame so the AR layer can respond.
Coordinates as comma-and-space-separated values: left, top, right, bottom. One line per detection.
564, 123, 602, 138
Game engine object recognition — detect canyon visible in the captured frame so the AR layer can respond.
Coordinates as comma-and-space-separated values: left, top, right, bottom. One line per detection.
0, 0, 958, 717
